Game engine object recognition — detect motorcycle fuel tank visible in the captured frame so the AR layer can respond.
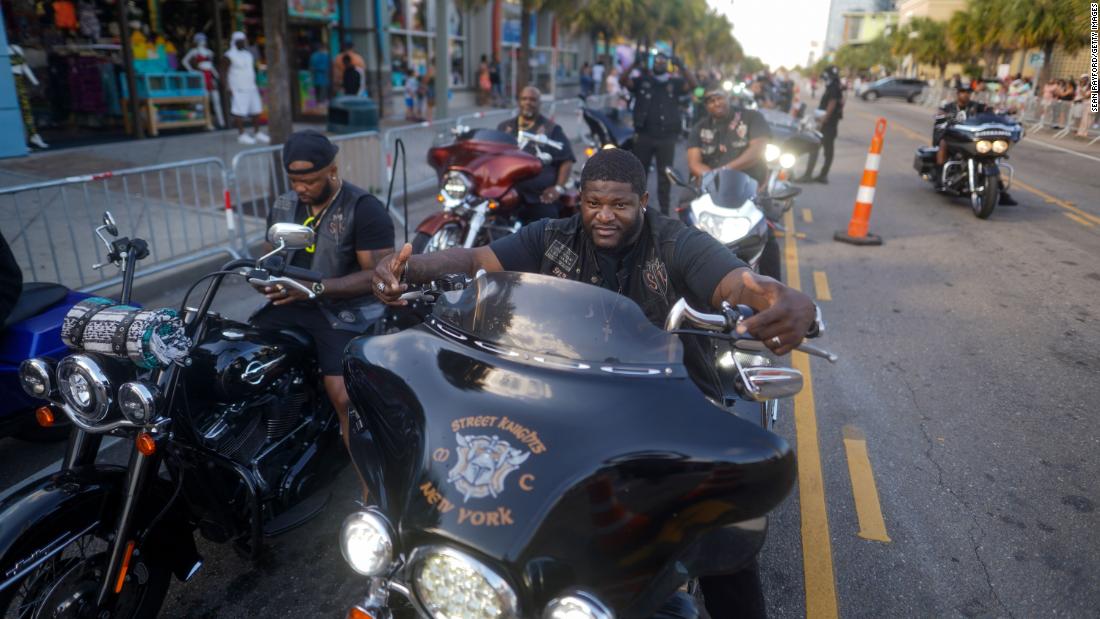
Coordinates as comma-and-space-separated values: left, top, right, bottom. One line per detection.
344, 273, 796, 615
188, 317, 313, 402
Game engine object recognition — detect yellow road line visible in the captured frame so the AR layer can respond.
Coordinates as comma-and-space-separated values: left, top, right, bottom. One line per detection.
783, 209, 839, 619
803, 208, 814, 223
859, 111, 1100, 228
1064, 212, 1096, 228
842, 426, 892, 543
813, 271, 832, 301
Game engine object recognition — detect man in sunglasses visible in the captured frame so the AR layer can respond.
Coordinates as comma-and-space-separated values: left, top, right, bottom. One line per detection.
686, 83, 772, 188
253, 130, 395, 457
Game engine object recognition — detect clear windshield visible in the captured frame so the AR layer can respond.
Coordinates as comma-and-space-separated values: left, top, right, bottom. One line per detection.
432, 272, 683, 365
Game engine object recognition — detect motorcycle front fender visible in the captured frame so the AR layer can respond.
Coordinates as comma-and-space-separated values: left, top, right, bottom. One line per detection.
415, 210, 464, 237
0, 465, 200, 592
981, 161, 1000, 177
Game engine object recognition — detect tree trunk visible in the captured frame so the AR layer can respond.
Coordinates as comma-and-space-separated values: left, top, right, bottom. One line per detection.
118, 0, 143, 138
518, 1, 532, 90
261, 0, 293, 144
1037, 42, 1055, 87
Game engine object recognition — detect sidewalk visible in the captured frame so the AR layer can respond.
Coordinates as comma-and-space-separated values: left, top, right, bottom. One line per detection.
0, 102, 495, 189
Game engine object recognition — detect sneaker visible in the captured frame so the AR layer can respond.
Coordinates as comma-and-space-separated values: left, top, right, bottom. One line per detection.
28, 134, 48, 149
238, 133, 257, 145
255, 131, 271, 144
812, 176, 829, 184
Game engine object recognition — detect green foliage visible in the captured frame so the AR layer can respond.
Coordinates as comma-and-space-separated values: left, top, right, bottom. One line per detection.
834, 35, 897, 75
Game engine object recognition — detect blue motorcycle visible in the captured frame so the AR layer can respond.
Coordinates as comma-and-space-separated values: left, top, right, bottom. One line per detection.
0, 234, 90, 441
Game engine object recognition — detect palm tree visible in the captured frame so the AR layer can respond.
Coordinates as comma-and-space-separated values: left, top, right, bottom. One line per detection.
1002, 0, 1089, 85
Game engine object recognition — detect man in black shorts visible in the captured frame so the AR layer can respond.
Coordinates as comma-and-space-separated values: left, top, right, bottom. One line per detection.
253, 130, 394, 455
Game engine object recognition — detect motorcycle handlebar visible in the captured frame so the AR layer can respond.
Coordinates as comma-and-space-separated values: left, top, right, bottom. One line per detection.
283, 265, 323, 283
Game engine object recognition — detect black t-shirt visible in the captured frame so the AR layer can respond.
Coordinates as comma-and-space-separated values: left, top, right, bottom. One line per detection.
0, 231, 23, 327
687, 108, 772, 186
818, 80, 844, 125
272, 192, 394, 269
489, 216, 744, 305
498, 115, 576, 204
939, 100, 988, 122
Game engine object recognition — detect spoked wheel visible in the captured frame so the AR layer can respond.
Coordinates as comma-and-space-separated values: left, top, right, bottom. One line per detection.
411, 223, 465, 254
0, 534, 170, 619
970, 174, 999, 219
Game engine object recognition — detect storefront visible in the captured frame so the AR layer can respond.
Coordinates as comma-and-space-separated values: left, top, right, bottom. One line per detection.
386, 0, 468, 91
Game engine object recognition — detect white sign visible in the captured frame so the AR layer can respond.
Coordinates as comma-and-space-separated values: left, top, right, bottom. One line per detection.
1028, 52, 1045, 68
997, 63, 1011, 79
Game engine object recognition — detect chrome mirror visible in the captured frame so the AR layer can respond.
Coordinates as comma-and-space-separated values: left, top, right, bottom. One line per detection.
739, 366, 803, 402
102, 211, 119, 236
664, 166, 691, 188
267, 223, 315, 250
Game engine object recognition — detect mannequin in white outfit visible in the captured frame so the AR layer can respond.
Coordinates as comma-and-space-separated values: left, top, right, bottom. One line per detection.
222, 31, 269, 144
181, 33, 226, 128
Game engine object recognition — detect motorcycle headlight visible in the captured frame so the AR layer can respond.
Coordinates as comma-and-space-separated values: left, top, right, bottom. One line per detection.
992, 140, 1009, 154
118, 381, 159, 424
976, 140, 992, 154
340, 510, 393, 577
722, 80, 734, 92
19, 358, 57, 399
697, 211, 753, 245
779, 153, 797, 169
544, 591, 613, 619
57, 354, 113, 423
442, 171, 470, 201
764, 143, 781, 163
413, 548, 518, 619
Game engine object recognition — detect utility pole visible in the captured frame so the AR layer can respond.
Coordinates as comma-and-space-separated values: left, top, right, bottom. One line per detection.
434, 0, 448, 119
261, 0, 293, 143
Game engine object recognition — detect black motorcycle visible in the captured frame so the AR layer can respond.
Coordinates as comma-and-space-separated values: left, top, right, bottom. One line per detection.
338, 271, 835, 618
580, 98, 635, 153
1, 213, 348, 617
914, 111, 1021, 219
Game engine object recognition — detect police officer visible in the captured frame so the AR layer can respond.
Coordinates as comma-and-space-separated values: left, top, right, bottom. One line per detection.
621, 51, 696, 214
801, 65, 843, 184
932, 84, 1017, 204
686, 84, 772, 188
253, 130, 395, 462
498, 86, 576, 223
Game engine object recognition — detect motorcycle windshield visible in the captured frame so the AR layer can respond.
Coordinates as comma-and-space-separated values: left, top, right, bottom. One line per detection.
703, 168, 758, 208
432, 272, 682, 365
457, 128, 518, 146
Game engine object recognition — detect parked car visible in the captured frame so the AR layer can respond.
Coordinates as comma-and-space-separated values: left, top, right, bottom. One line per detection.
858, 77, 927, 102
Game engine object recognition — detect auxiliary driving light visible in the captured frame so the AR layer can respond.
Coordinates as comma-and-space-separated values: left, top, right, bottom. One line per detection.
765, 144, 781, 163
976, 140, 992, 154
340, 511, 393, 577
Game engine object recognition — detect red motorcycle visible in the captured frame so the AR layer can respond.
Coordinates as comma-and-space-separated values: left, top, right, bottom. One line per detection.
416, 126, 577, 253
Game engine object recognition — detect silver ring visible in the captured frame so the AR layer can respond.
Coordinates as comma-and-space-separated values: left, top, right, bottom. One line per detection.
770, 336, 782, 346
376, 281, 386, 292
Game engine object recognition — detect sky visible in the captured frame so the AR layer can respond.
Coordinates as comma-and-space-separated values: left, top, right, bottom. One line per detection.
708, 0, 832, 70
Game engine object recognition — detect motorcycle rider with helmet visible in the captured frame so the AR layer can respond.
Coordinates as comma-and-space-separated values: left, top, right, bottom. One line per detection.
933, 84, 1018, 204
497, 85, 576, 223
373, 146, 817, 618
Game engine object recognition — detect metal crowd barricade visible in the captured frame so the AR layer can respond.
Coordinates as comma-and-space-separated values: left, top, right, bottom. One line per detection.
455, 108, 515, 130
229, 130, 385, 241
380, 119, 459, 210
0, 158, 249, 293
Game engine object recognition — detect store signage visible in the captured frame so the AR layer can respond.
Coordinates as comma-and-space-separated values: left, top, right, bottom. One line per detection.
288, 0, 338, 21
1028, 52, 1044, 68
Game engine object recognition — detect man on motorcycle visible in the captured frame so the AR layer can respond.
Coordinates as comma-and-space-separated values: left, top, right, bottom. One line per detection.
686, 83, 772, 188
933, 84, 1018, 204
497, 86, 576, 223
373, 147, 814, 618
253, 130, 395, 455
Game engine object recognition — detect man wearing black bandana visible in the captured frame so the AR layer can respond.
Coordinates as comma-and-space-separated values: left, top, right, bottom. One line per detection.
687, 83, 772, 187
253, 130, 394, 461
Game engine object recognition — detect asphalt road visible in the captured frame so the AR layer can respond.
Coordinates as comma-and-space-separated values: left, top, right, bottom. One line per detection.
3, 96, 1098, 617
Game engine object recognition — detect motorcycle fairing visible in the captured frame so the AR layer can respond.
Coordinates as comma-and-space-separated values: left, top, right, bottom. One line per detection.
428, 140, 543, 200
344, 276, 796, 614
415, 211, 463, 237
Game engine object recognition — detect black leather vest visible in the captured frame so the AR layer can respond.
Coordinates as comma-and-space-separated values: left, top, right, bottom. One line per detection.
536, 209, 723, 397
269, 182, 385, 332
633, 76, 685, 137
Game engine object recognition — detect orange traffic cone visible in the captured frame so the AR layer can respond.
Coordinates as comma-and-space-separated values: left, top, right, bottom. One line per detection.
835, 117, 887, 246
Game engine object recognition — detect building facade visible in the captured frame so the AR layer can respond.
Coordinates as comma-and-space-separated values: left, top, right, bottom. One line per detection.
825, 0, 895, 51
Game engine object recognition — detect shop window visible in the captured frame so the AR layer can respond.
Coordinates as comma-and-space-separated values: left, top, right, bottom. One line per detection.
387, 0, 467, 89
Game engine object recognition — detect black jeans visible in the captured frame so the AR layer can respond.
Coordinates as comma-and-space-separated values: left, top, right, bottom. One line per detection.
633, 132, 678, 214
815, 123, 838, 179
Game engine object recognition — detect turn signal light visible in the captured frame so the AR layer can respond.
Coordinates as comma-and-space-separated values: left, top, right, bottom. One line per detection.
584, 147, 595, 157
35, 405, 56, 427
135, 432, 156, 456
436, 193, 445, 203
488, 200, 498, 210
347, 607, 376, 619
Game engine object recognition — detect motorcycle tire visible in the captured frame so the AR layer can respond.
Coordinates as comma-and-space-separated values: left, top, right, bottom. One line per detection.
411, 223, 464, 254
0, 534, 171, 618
758, 230, 783, 282
971, 174, 999, 219
697, 560, 767, 619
